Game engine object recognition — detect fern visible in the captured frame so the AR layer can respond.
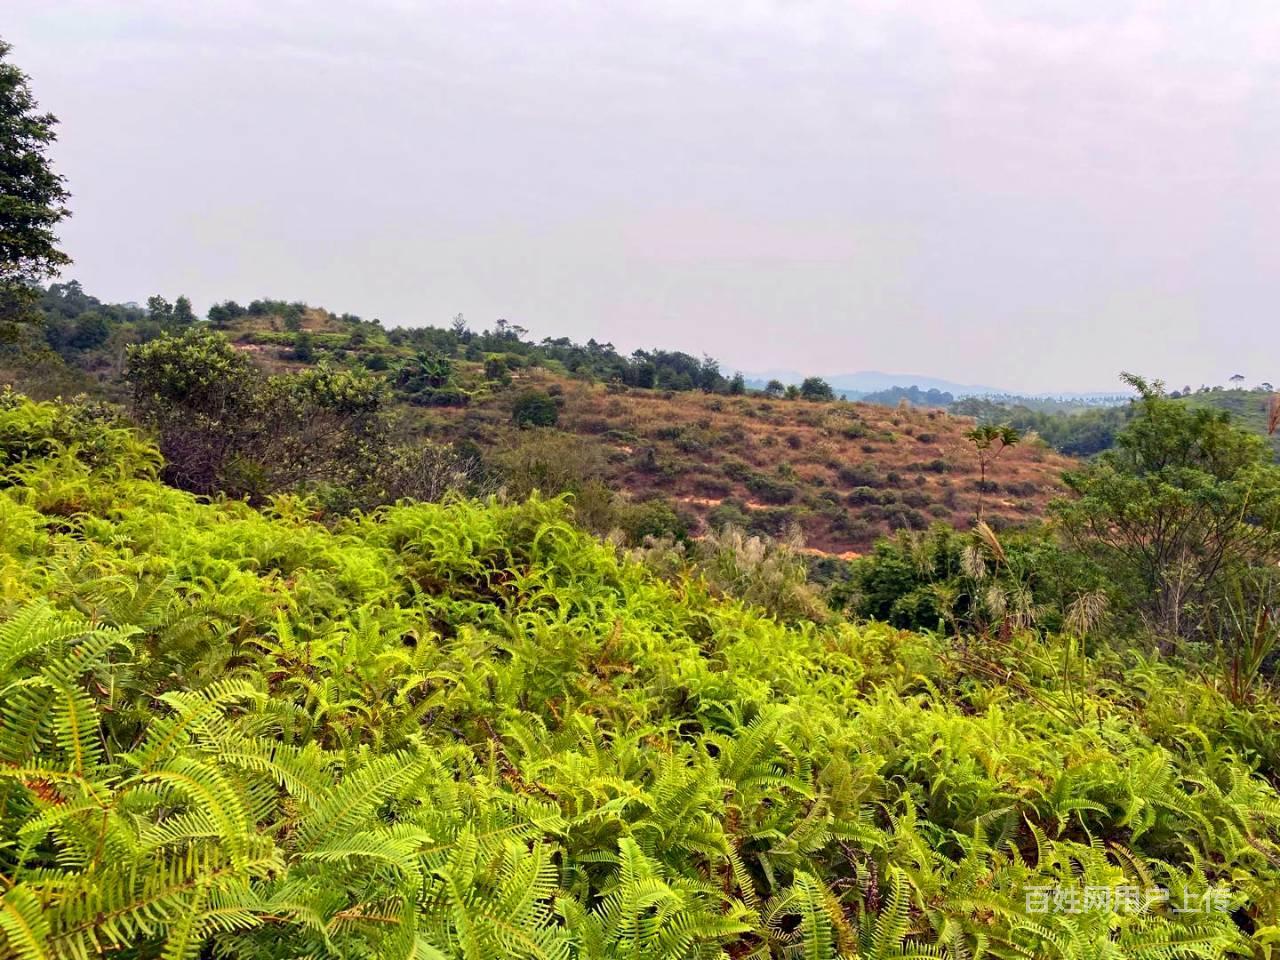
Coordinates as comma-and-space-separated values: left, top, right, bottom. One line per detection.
1, 392, 1279, 959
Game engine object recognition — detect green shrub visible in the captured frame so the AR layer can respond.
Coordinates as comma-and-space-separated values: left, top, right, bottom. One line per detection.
837, 463, 882, 487
512, 389, 560, 428
745, 472, 797, 504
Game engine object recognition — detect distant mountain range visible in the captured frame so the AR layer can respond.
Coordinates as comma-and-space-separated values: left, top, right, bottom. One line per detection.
741, 370, 1126, 401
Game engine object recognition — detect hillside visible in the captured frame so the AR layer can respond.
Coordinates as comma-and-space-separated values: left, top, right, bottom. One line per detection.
423, 374, 1073, 554
10, 291, 1077, 554
221, 308, 1073, 553
3, 391, 1280, 958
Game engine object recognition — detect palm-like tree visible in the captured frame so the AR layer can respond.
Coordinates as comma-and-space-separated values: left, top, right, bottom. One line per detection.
965, 423, 1020, 520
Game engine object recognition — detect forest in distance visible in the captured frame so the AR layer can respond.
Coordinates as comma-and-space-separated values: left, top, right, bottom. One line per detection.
5, 31, 1280, 960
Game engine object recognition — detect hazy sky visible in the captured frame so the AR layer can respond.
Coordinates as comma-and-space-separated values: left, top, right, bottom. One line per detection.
8, 1, 1280, 391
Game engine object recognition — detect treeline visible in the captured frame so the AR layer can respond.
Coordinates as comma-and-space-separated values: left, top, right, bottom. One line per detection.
25, 283, 856, 400
856, 384, 955, 406
205, 295, 753, 393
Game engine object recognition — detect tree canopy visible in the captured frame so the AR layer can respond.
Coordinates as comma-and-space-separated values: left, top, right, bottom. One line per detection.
1053, 374, 1280, 640
0, 40, 70, 328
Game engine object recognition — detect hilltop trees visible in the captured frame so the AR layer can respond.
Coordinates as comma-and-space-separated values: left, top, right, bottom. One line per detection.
0, 40, 71, 330
799, 376, 835, 401
146, 293, 197, 328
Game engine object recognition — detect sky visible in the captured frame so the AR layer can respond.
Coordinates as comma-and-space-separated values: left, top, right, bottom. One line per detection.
7, 1, 1280, 392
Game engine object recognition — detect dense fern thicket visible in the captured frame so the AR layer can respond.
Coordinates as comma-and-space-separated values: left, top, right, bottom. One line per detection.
3, 390, 1280, 959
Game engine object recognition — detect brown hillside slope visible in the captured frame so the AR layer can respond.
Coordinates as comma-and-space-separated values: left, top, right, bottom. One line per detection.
413, 370, 1075, 554
206, 309, 1074, 553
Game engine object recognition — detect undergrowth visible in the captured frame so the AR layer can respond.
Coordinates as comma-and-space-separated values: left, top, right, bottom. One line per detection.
2, 391, 1280, 959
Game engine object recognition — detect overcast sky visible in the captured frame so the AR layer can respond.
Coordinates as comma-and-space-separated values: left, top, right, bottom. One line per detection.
8, 1, 1280, 392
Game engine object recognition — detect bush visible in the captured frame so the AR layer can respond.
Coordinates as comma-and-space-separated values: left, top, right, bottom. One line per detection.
837, 463, 882, 487
901, 490, 930, 509
695, 474, 732, 498
512, 390, 560, 428
484, 355, 512, 383
406, 387, 470, 408
492, 429, 605, 500
617, 498, 690, 544
745, 472, 797, 505
847, 486, 883, 506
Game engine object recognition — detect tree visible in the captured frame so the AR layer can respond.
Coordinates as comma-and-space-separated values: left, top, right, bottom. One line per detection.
1052, 374, 1280, 642
147, 295, 173, 325
728, 372, 746, 395
964, 423, 1020, 519
799, 376, 835, 402
1230, 373, 1246, 387
764, 379, 785, 398
207, 299, 245, 327
172, 295, 196, 325
395, 351, 453, 392
0, 40, 71, 328
67, 310, 109, 350
292, 331, 315, 362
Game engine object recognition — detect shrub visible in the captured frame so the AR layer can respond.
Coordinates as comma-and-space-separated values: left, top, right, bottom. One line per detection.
847, 486, 883, 506
492, 428, 605, 499
745, 472, 797, 505
902, 490, 930, 509
406, 387, 471, 407
836, 463, 882, 487
694, 474, 732, 498
617, 497, 690, 544
512, 390, 560, 428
